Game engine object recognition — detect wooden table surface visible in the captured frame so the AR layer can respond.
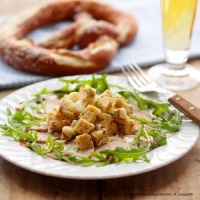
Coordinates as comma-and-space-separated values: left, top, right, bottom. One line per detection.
0, 1, 200, 200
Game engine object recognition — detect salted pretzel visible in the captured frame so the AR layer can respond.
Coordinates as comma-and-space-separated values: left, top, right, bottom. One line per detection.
0, 0, 137, 76
38, 12, 120, 50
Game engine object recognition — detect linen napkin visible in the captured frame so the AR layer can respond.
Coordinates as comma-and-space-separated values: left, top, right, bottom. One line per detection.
0, 0, 200, 89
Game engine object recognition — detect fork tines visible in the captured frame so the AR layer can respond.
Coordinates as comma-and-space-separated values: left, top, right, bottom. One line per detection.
120, 62, 157, 92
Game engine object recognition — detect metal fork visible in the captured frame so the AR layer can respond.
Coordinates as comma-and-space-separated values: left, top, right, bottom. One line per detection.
121, 62, 171, 95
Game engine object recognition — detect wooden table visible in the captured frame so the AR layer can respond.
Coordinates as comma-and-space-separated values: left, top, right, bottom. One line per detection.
0, 1, 200, 200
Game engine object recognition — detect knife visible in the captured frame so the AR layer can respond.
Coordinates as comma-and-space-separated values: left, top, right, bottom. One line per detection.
168, 94, 200, 125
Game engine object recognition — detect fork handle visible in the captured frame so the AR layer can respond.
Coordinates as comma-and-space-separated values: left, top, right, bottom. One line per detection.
168, 94, 200, 125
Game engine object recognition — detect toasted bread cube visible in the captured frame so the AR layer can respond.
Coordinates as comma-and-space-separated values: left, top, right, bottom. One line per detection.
119, 119, 137, 135
73, 118, 95, 134
62, 119, 70, 126
62, 110, 74, 123
115, 94, 127, 108
97, 113, 112, 129
79, 87, 96, 106
71, 120, 78, 127
114, 118, 127, 125
47, 110, 64, 133
125, 104, 134, 116
118, 107, 128, 119
80, 105, 101, 123
115, 94, 134, 115
99, 89, 113, 98
107, 122, 118, 136
113, 107, 128, 119
69, 92, 79, 102
60, 96, 76, 113
96, 97, 116, 113
61, 132, 67, 140
74, 100, 84, 114
62, 126, 77, 141
76, 134, 94, 149
90, 129, 109, 147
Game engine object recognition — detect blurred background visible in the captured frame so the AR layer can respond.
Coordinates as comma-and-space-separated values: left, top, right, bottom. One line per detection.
0, 0, 43, 13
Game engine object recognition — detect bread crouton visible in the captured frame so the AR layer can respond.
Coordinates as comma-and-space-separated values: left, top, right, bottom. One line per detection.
119, 119, 137, 135
60, 96, 76, 113
80, 105, 101, 123
73, 118, 95, 134
69, 92, 79, 102
79, 87, 96, 107
62, 126, 77, 141
47, 109, 64, 134
96, 97, 116, 113
90, 129, 109, 147
97, 112, 112, 129
76, 134, 94, 149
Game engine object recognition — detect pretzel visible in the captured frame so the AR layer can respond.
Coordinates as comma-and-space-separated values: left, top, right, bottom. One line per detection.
38, 12, 120, 49
0, 0, 137, 76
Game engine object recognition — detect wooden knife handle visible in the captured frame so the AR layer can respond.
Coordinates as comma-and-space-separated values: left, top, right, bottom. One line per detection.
168, 94, 200, 125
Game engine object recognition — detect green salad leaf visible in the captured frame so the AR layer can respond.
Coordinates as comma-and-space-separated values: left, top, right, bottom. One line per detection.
33, 74, 109, 97
119, 90, 169, 110
132, 125, 167, 150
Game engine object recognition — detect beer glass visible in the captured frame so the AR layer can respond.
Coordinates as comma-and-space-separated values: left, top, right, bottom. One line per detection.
148, 0, 199, 91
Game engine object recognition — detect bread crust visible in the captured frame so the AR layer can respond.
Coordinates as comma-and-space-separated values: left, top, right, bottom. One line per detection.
0, 0, 137, 76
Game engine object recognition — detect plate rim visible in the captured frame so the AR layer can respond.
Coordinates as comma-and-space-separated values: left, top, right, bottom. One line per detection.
0, 74, 199, 180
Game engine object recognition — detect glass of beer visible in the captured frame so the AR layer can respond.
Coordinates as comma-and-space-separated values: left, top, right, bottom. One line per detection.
148, 0, 199, 91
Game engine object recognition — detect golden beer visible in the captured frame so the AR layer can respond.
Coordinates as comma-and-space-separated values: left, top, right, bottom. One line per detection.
162, 0, 197, 51
147, 0, 199, 91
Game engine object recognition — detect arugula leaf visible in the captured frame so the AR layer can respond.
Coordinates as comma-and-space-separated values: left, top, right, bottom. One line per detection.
0, 108, 41, 142
101, 146, 149, 163
132, 125, 167, 149
33, 88, 54, 98
33, 74, 110, 98
62, 146, 150, 166
0, 124, 20, 141
148, 129, 167, 149
90, 74, 109, 94
64, 155, 108, 167
0, 122, 38, 142
30, 98, 46, 114
46, 135, 64, 160
132, 112, 181, 133
27, 142, 50, 155
119, 90, 169, 110
10, 108, 45, 128
28, 135, 65, 159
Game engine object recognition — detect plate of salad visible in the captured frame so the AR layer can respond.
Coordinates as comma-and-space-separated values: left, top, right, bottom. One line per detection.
0, 74, 199, 179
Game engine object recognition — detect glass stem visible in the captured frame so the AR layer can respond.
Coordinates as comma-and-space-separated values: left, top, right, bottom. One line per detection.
163, 49, 189, 77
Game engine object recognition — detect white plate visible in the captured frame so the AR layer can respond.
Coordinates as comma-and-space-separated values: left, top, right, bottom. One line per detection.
0, 75, 199, 179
